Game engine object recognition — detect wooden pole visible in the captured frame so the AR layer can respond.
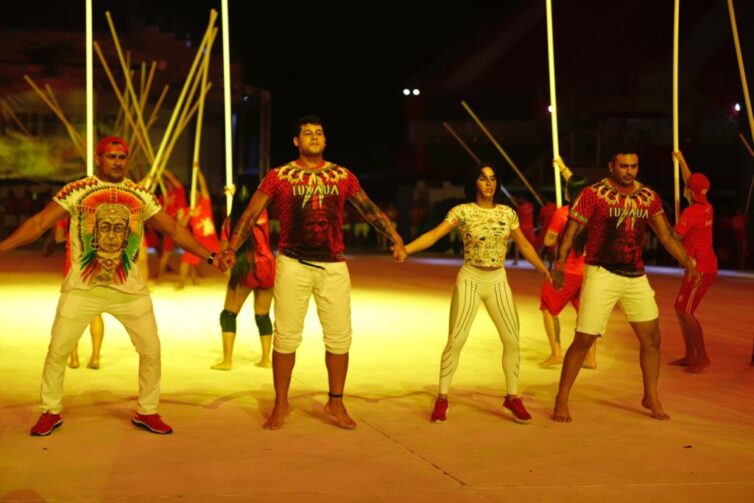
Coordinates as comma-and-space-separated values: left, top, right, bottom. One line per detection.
221, 0, 234, 215
442, 121, 517, 207
673, 0, 681, 225
147, 10, 218, 190
85, 0, 94, 175
545, 0, 563, 207
727, 0, 754, 143
460, 100, 544, 205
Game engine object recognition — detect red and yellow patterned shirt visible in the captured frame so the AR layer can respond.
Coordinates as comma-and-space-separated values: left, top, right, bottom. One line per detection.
570, 178, 663, 277
258, 160, 361, 262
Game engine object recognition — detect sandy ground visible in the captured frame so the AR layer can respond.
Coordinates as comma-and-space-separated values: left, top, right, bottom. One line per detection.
1, 250, 753, 502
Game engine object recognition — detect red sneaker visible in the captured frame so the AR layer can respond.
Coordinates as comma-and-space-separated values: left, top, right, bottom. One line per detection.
431, 398, 448, 422
503, 396, 532, 424
30, 412, 63, 436
132, 414, 173, 434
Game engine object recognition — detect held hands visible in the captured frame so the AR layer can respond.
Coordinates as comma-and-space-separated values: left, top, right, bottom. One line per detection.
218, 248, 237, 271
392, 243, 407, 263
551, 262, 566, 289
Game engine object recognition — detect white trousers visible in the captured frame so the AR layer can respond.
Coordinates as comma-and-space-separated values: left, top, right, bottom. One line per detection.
41, 287, 160, 415
273, 254, 352, 354
440, 266, 520, 395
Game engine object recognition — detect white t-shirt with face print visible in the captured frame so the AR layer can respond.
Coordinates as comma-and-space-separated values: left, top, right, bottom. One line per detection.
445, 203, 519, 268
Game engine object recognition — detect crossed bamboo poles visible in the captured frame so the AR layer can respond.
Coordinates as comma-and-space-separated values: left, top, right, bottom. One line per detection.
22, 9, 220, 206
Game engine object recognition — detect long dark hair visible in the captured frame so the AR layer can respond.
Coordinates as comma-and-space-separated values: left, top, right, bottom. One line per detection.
464, 162, 504, 204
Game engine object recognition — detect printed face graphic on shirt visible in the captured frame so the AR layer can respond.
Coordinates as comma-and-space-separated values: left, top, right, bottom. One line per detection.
76, 190, 146, 286
296, 206, 330, 250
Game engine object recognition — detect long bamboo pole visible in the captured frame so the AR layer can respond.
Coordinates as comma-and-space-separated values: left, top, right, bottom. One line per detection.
461, 100, 543, 205
442, 121, 517, 207
44, 84, 86, 152
673, 0, 681, 224
85, 0, 94, 175
0, 100, 31, 136
154, 28, 217, 180
727, 0, 754, 144
93, 42, 153, 163
190, 27, 216, 209
147, 10, 218, 190
545, 0, 563, 207
221, 0, 234, 215
24, 75, 86, 160
105, 14, 153, 161
156, 83, 213, 183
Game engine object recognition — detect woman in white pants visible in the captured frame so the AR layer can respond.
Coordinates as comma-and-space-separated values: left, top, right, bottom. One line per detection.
404, 163, 551, 423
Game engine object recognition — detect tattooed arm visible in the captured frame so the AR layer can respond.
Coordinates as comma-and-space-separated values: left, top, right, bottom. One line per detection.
219, 190, 270, 270
348, 189, 406, 261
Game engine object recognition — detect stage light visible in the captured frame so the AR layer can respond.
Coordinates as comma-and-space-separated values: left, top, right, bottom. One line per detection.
734, 103, 741, 112
402, 89, 410, 96
412, 89, 420, 96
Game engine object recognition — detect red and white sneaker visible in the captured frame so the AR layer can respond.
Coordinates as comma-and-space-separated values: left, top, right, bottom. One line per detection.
132, 413, 173, 434
503, 396, 532, 424
431, 398, 448, 422
30, 412, 63, 436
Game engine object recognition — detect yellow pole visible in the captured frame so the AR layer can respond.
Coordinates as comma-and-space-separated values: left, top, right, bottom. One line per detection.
727, 0, 754, 143
24, 76, 86, 160
545, 0, 563, 207
461, 100, 544, 205
0, 100, 31, 136
93, 42, 153, 163
738, 133, 754, 214
191, 28, 215, 209
105, 12, 154, 161
85, 0, 94, 176
155, 28, 217, 180
221, 0, 234, 215
147, 10, 218, 190
673, 0, 681, 225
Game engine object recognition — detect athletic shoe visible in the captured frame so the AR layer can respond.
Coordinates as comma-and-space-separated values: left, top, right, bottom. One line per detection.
30, 412, 63, 436
132, 413, 173, 434
503, 396, 532, 424
431, 398, 448, 422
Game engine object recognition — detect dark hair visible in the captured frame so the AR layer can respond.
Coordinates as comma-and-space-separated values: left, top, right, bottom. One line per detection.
294, 115, 324, 137
464, 162, 504, 203
610, 149, 639, 163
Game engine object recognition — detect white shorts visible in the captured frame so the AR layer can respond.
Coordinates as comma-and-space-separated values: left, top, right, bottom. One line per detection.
576, 265, 659, 336
273, 254, 352, 354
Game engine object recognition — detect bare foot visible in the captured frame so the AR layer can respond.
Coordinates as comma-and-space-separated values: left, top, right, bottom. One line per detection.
87, 358, 100, 369
641, 397, 670, 420
582, 359, 597, 369
323, 400, 356, 430
540, 355, 563, 367
211, 360, 232, 371
553, 395, 572, 423
255, 359, 272, 368
687, 358, 710, 373
669, 357, 689, 366
68, 357, 80, 369
263, 403, 289, 430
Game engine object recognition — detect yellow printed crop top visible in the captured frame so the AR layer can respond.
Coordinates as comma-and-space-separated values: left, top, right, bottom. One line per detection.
445, 203, 519, 267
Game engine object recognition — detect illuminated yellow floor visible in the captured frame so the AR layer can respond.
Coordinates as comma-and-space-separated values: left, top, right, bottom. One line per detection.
1, 251, 753, 501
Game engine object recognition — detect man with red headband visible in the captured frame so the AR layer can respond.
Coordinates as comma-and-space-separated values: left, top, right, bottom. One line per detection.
670, 151, 717, 373
0, 136, 224, 436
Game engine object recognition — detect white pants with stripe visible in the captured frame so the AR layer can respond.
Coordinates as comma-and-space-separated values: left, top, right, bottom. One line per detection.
439, 265, 520, 395
41, 287, 161, 415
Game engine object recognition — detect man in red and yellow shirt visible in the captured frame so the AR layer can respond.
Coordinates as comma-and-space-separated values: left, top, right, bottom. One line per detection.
670, 151, 717, 373
220, 116, 406, 431
551, 150, 697, 423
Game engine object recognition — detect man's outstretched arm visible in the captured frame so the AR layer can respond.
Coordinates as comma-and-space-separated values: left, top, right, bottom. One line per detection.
0, 202, 68, 253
